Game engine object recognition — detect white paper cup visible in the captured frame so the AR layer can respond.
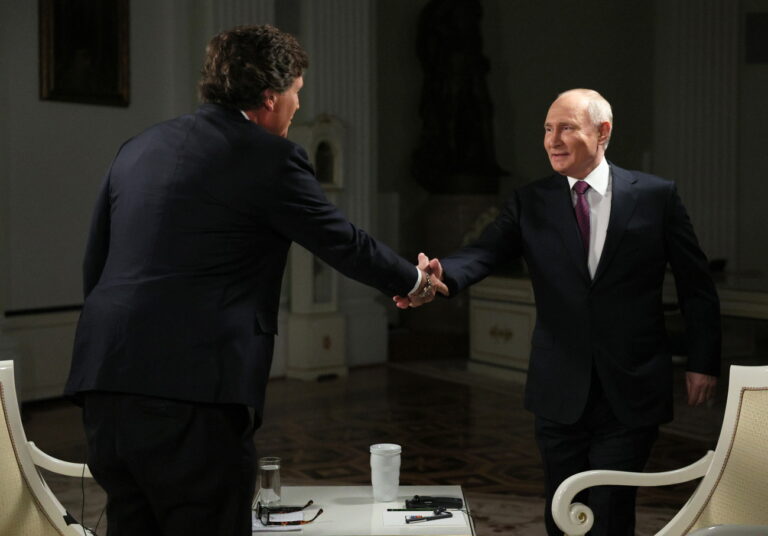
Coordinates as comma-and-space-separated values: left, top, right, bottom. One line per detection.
370, 443, 401, 502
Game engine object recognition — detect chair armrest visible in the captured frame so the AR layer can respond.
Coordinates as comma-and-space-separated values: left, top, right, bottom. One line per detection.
27, 441, 93, 478
689, 526, 768, 536
552, 450, 715, 536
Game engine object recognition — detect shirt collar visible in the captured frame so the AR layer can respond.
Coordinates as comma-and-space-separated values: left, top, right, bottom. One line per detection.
567, 157, 610, 196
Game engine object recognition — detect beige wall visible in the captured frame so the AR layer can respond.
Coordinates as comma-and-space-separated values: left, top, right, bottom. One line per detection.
0, 0, 208, 398
0, 0, 203, 312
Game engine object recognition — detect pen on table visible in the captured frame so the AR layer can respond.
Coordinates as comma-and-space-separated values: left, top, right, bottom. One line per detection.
405, 512, 453, 524
387, 508, 437, 511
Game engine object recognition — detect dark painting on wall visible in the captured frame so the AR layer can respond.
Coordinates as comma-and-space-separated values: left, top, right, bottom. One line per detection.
745, 12, 768, 64
39, 0, 129, 106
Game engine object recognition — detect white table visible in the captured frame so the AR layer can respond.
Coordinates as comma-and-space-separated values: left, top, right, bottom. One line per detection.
263, 485, 475, 535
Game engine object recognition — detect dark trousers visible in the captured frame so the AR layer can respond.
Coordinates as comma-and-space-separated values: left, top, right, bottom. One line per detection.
82, 392, 256, 536
535, 378, 658, 536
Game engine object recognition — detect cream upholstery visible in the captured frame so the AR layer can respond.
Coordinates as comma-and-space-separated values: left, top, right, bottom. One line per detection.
552, 365, 768, 536
0, 360, 95, 535
687, 388, 768, 531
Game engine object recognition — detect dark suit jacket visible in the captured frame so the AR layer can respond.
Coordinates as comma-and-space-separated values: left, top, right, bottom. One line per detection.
441, 163, 721, 427
65, 103, 416, 419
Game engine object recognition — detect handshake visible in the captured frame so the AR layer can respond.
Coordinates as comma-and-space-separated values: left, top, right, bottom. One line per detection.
392, 253, 450, 310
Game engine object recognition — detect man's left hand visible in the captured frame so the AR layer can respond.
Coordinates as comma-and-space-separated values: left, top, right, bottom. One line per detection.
686, 371, 717, 406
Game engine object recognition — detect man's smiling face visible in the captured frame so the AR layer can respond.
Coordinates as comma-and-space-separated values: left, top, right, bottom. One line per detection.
543, 93, 607, 179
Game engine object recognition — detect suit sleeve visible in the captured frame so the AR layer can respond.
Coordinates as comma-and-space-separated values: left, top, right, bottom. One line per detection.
264, 144, 417, 297
664, 183, 721, 376
440, 192, 524, 296
82, 170, 112, 298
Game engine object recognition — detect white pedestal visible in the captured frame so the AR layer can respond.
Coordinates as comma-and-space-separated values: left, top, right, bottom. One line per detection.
468, 276, 535, 383
285, 312, 348, 380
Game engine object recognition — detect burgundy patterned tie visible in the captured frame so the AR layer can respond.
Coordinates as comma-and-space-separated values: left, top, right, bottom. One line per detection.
573, 180, 591, 252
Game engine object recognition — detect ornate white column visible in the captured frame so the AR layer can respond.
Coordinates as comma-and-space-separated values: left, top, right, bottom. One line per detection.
653, 0, 738, 264
301, 0, 388, 367
285, 117, 349, 380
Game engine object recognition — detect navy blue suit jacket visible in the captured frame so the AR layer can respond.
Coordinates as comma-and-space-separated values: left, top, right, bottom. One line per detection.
65, 104, 416, 419
441, 163, 721, 426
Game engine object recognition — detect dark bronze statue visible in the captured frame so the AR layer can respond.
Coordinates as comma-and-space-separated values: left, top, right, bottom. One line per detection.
412, 0, 508, 194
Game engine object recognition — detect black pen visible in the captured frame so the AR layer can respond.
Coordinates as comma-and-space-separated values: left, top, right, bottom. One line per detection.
405, 512, 453, 524
387, 508, 437, 511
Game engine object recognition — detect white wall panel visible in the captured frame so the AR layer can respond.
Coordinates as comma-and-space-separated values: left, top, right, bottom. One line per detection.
653, 0, 738, 265
301, 0, 388, 366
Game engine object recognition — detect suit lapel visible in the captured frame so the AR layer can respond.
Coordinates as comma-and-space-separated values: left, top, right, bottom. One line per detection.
592, 164, 638, 284
547, 175, 591, 283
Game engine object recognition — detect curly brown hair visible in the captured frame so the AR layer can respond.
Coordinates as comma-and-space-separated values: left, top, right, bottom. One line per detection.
198, 25, 309, 110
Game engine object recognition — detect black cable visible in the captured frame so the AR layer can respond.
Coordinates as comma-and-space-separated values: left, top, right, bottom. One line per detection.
79, 463, 106, 536
94, 502, 106, 534
81, 463, 87, 536
78, 463, 107, 536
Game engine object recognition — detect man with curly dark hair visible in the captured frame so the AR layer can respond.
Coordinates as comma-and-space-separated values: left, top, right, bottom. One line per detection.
66, 25, 446, 535
198, 25, 308, 113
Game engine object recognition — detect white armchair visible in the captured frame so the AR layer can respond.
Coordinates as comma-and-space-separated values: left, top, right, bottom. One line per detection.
0, 360, 96, 535
552, 365, 768, 536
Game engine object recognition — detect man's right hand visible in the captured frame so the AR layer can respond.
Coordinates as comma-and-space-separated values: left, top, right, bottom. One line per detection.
392, 253, 448, 309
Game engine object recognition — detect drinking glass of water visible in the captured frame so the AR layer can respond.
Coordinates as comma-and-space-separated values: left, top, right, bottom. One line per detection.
257, 456, 281, 507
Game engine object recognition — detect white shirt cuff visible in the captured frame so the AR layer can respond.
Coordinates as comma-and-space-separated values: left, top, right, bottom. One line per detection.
407, 268, 422, 296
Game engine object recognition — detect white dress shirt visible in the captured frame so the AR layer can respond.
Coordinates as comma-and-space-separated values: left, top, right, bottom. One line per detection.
567, 158, 612, 278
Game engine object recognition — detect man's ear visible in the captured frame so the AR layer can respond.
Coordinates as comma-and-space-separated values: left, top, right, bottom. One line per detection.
598, 122, 611, 145
262, 90, 277, 112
